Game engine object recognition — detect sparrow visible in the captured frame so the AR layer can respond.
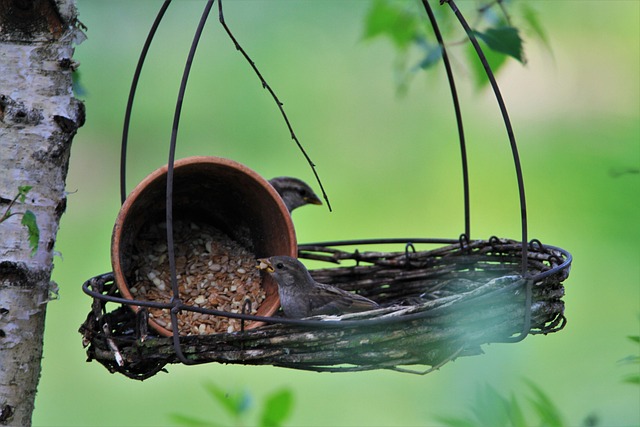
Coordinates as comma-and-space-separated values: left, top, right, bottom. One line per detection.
269, 177, 322, 212
257, 255, 379, 318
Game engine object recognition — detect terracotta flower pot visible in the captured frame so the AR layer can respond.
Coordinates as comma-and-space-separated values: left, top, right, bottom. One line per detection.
111, 156, 296, 336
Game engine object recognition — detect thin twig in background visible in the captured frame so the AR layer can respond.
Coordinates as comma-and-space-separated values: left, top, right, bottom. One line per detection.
217, 0, 332, 211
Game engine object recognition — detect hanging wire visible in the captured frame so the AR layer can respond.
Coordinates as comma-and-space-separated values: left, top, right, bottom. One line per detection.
165, 0, 216, 365
120, 0, 172, 204
420, 0, 470, 240
436, 0, 532, 342
443, 0, 529, 277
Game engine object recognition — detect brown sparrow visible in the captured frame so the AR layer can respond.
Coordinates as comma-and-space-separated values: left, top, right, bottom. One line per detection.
257, 255, 379, 318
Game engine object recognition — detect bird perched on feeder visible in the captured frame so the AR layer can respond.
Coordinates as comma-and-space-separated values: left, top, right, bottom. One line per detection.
269, 177, 322, 213
257, 255, 379, 318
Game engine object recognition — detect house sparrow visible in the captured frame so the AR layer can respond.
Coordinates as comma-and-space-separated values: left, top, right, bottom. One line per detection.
257, 255, 379, 318
269, 177, 322, 212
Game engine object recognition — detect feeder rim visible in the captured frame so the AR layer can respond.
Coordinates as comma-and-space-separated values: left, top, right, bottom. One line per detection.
82, 238, 570, 330
298, 237, 572, 281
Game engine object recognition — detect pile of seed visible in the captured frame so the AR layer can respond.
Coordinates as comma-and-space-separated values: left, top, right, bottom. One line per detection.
129, 220, 265, 335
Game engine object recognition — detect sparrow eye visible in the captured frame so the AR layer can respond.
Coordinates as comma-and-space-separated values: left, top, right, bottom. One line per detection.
276, 262, 284, 269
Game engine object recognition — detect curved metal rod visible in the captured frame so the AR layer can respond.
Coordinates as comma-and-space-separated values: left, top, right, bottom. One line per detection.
420, 0, 470, 239
443, 0, 529, 277
165, 0, 216, 365
299, 237, 460, 248
306, 238, 572, 280
120, 0, 172, 204
533, 244, 573, 280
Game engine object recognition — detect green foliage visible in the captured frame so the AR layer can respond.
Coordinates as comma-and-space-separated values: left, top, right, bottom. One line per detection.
519, 2, 550, 49
21, 210, 40, 256
523, 380, 565, 427
0, 186, 39, 256
170, 382, 293, 427
436, 380, 566, 427
260, 389, 294, 427
474, 27, 525, 63
169, 414, 218, 427
415, 39, 443, 70
17, 185, 32, 203
362, 0, 548, 90
436, 383, 524, 427
204, 382, 252, 420
436, 329, 637, 427
621, 334, 640, 385
466, 38, 509, 88
72, 70, 87, 97
363, 0, 422, 50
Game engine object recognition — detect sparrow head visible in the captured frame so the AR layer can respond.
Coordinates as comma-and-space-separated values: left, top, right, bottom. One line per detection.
257, 255, 314, 290
269, 177, 322, 212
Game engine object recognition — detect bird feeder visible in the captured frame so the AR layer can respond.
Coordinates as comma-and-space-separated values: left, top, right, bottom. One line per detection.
80, 0, 572, 378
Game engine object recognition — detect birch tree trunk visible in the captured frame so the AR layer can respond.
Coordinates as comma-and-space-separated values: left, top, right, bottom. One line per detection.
0, 1, 84, 425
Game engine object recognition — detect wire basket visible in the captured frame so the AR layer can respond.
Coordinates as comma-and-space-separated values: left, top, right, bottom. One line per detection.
80, 0, 572, 378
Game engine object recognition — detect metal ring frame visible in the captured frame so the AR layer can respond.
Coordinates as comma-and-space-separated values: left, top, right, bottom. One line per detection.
87, 0, 573, 366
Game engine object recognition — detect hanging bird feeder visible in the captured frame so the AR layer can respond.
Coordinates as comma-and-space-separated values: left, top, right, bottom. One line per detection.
80, 0, 572, 379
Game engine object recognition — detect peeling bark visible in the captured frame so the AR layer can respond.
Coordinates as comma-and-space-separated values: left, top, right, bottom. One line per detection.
0, 1, 84, 425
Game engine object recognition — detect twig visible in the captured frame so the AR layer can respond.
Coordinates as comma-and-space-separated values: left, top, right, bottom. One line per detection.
217, 0, 332, 211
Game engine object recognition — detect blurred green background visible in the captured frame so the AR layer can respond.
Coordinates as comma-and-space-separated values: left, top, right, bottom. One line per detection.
32, 1, 638, 426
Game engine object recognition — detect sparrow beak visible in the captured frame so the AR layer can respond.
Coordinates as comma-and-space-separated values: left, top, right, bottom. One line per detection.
305, 196, 323, 206
257, 258, 274, 273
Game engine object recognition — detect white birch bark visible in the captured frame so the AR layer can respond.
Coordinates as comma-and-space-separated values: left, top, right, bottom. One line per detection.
0, 1, 84, 425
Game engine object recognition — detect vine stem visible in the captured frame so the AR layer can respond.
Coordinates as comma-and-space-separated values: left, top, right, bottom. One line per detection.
0, 190, 27, 223
218, 0, 331, 211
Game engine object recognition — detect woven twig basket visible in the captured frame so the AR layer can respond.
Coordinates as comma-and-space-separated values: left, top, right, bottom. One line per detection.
80, 238, 569, 378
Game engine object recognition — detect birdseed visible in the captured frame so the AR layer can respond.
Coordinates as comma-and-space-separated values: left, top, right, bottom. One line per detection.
129, 220, 265, 335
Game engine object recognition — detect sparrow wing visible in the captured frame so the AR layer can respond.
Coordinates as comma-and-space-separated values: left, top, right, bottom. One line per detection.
308, 283, 379, 316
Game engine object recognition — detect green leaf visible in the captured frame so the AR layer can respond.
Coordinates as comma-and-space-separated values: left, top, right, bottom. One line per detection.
618, 354, 640, 365
525, 380, 565, 427
415, 38, 443, 70
474, 26, 525, 63
628, 335, 640, 344
72, 70, 87, 97
624, 373, 640, 385
17, 185, 32, 203
434, 416, 476, 427
507, 392, 528, 427
466, 39, 509, 88
436, 383, 525, 427
260, 388, 294, 427
470, 383, 511, 427
21, 210, 39, 256
168, 413, 224, 427
363, 0, 419, 49
520, 3, 550, 49
203, 382, 251, 418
